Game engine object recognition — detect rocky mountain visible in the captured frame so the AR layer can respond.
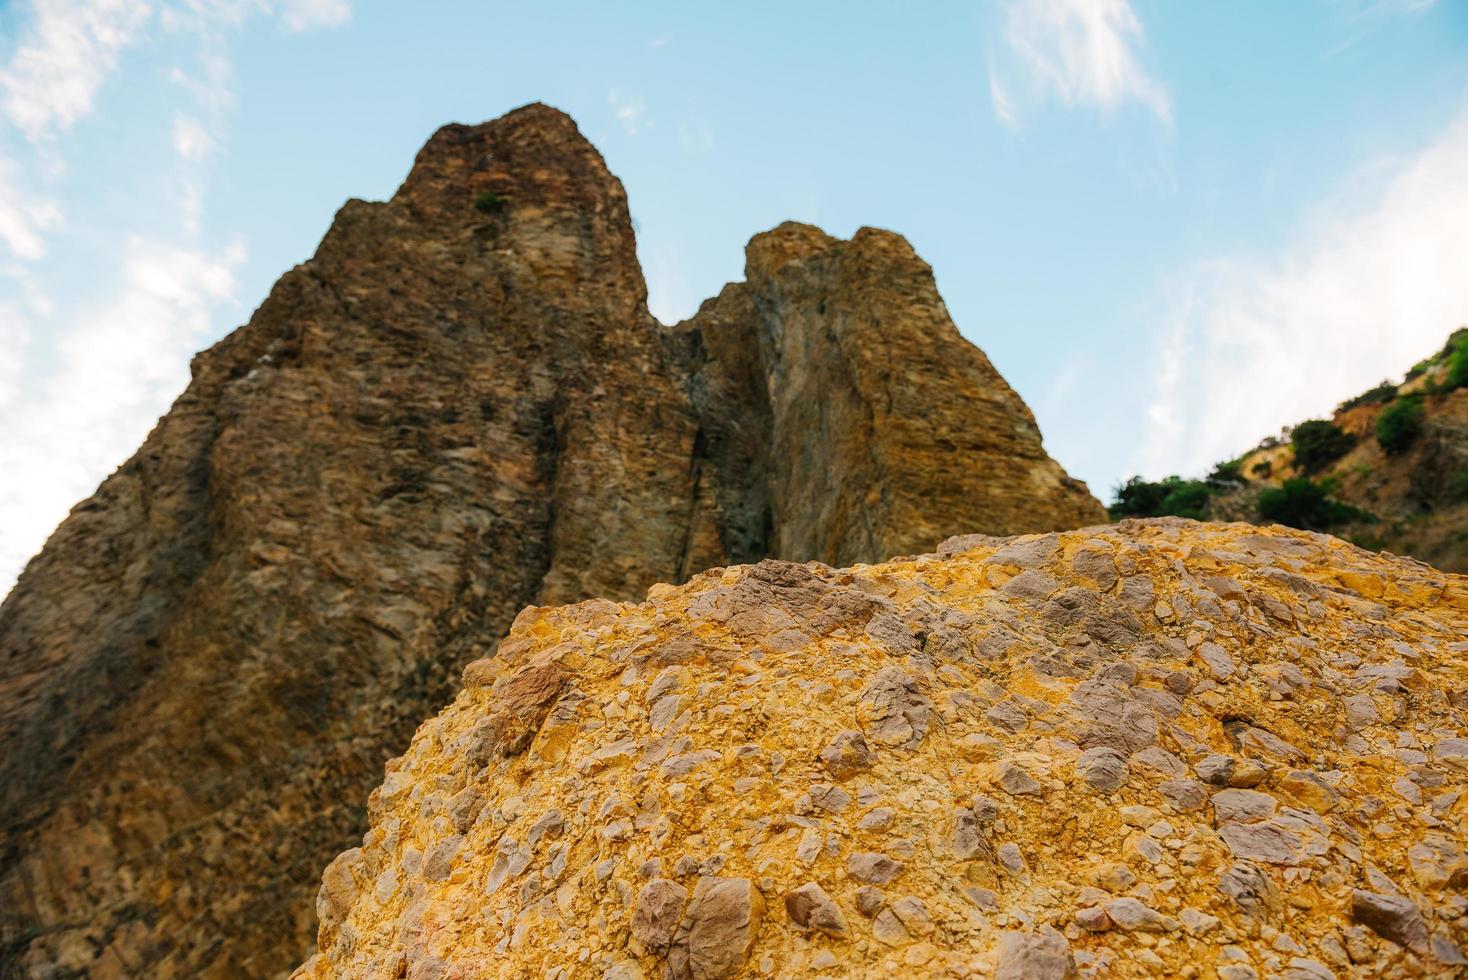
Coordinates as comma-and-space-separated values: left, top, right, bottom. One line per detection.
297, 519, 1468, 979
0, 103, 1102, 977
1111, 330, 1468, 574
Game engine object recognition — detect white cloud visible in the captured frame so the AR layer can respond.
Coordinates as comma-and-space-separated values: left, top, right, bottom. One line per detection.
1137, 107, 1468, 480
0, 0, 154, 141
172, 113, 214, 161
274, 0, 350, 33
992, 0, 1170, 126
0, 240, 243, 586
0, 160, 62, 259
608, 89, 649, 136
988, 64, 1019, 129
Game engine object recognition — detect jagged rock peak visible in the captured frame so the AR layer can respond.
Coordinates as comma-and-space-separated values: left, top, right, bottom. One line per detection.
297, 519, 1468, 979
0, 103, 1102, 977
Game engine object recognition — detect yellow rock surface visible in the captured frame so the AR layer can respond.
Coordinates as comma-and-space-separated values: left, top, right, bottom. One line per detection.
298, 519, 1468, 978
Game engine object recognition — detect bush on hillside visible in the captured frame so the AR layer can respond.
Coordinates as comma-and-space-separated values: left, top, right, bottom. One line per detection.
1447, 332, 1468, 390
1290, 420, 1355, 474
1207, 459, 1244, 486
1337, 380, 1397, 412
1110, 476, 1214, 521
1375, 395, 1425, 454
1257, 478, 1365, 531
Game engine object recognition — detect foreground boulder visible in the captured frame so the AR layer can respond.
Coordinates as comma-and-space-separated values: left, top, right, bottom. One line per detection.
298, 519, 1468, 978
0, 103, 1100, 976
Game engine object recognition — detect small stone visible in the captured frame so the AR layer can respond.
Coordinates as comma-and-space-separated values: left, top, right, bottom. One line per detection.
669, 877, 765, 980
890, 896, 933, 936
1091, 862, 1137, 893
1432, 737, 1468, 769
632, 879, 688, 954
1076, 747, 1128, 793
820, 730, 874, 780
846, 852, 904, 885
1352, 889, 1428, 955
1075, 906, 1112, 932
808, 784, 852, 814
858, 807, 894, 831
998, 761, 1042, 796
997, 843, 1027, 874
871, 907, 909, 945
994, 926, 1077, 980
854, 886, 885, 918
1102, 897, 1176, 933
1180, 908, 1220, 936
1120, 805, 1161, 827
1211, 789, 1278, 824
784, 882, 847, 937
1158, 779, 1209, 812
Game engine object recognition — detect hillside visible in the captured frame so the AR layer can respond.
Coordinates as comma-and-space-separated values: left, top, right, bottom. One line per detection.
1112, 330, 1468, 573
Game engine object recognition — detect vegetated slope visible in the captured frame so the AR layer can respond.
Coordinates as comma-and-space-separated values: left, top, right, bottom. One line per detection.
298, 519, 1468, 979
1111, 330, 1468, 573
0, 103, 1102, 977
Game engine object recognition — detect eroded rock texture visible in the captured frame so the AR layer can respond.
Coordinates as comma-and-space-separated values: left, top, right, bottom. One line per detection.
298, 520, 1468, 980
0, 103, 1100, 976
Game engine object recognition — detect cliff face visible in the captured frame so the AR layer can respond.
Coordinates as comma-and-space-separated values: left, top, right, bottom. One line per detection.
297, 519, 1468, 979
0, 104, 1102, 977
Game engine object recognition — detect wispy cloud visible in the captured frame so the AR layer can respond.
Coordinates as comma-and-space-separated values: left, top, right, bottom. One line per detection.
0, 160, 61, 259
0, 0, 153, 142
990, 0, 1170, 127
0, 0, 352, 589
275, 0, 351, 33
1137, 107, 1468, 480
608, 89, 650, 135
0, 240, 243, 585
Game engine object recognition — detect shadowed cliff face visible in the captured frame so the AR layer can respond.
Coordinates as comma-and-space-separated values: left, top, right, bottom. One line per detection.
0, 103, 1102, 977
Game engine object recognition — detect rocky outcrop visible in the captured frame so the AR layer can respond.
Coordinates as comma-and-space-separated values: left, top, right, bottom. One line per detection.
298, 519, 1468, 979
0, 104, 1100, 977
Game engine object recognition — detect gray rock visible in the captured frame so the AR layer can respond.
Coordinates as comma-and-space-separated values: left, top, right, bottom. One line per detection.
1158, 779, 1209, 812
819, 729, 873, 780
631, 878, 688, 954
1218, 862, 1280, 914
784, 882, 846, 937
846, 851, 904, 884
854, 886, 885, 917
421, 834, 463, 882
994, 925, 1077, 980
1433, 737, 1468, 770
669, 877, 764, 979
1102, 897, 1176, 932
857, 667, 932, 749
998, 760, 1042, 796
1212, 788, 1279, 824
1352, 889, 1428, 955
1195, 642, 1236, 681
1076, 747, 1128, 793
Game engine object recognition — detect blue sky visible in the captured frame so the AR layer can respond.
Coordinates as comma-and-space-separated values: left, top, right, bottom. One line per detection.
2, 0, 1468, 588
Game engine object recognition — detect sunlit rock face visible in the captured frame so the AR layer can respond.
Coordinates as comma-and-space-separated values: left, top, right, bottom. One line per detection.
298, 519, 1468, 980
0, 102, 1100, 977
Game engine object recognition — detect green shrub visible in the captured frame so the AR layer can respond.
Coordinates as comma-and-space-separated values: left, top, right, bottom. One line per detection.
1375, 395, 1424, 454
1447, 335, 1468, 390
1406, 359, 1432, 380
1207, 459, 1243, 485
1337, 380, 1397, 412
474, 190, 507, 214
1250, 460, 1273, 478
1257, 478, 1365, 531
1110, 476, 1214, 520
1450, 467, 1468, 503
1290, 420, 1355, 474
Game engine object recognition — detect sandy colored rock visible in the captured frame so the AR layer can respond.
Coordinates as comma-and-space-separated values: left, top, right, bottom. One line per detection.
0, 104, 1102, 974
297, 519, 1468, 978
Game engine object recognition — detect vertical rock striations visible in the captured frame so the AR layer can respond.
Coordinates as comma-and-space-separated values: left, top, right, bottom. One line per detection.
0, 103, 1101, 976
